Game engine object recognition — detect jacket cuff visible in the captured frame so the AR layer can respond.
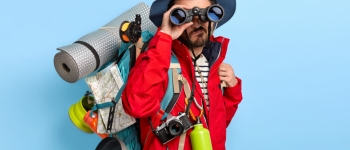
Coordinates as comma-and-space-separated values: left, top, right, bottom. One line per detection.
224, 77, 242, 96
155, 28, 172, 43
159, 30, 172, 40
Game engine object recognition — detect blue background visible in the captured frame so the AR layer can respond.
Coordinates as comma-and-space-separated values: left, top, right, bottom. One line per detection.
1, 0, 349, 149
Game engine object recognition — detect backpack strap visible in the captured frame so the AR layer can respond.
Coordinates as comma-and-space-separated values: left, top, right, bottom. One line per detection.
140, 39, 150, 53
160, 54, 182, 120
129, 39, 151, 70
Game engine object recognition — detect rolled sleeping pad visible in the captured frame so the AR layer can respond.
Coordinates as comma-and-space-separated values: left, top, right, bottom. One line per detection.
54, 2, 157, 83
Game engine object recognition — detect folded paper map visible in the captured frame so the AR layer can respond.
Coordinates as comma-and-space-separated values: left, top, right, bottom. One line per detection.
85, 64, 136, 133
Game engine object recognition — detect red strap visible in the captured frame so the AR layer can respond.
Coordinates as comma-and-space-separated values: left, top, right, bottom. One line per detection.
141, 110, 165, 149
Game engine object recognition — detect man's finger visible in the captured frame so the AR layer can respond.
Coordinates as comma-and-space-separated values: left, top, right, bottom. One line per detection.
219, 65, 229, 72
180, 22, 193, 31
219, 63, 235, 75
220, 63, 231, 69
218, 70, 228, 77
219, 76, 228, 82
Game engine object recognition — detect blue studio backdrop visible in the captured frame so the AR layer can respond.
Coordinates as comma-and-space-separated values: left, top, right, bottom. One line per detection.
1, 0, 349, 150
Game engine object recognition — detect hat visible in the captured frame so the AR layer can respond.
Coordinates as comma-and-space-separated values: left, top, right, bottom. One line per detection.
149, 0, 236, 28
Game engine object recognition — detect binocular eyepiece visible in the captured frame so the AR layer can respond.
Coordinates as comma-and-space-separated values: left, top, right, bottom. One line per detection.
169, 4, 224, 26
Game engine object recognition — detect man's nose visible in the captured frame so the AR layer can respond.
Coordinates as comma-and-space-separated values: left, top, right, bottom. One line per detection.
191, 16, 201, 28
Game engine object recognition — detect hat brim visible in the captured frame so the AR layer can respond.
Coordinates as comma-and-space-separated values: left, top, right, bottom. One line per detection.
149, 0, 236, 28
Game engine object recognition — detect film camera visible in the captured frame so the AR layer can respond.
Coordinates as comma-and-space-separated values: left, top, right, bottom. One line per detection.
154, 112, 193, 144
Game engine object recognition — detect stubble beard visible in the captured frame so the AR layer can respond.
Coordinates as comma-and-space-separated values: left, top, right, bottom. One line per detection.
190, 33, 208, 47
179, 27, 209, 49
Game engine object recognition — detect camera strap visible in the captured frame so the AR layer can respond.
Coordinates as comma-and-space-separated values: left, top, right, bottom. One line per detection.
184, 30, 200, 117
207, 21, 212, 47
178, 132, 187, 150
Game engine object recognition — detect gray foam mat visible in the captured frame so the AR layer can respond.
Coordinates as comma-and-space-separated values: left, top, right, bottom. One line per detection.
54, 2, 157, 83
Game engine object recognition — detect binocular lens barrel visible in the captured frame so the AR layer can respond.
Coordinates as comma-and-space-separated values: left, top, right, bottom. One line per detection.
207, 6, 224, 22
170, 5, 224, 25
170, 9, 187, 25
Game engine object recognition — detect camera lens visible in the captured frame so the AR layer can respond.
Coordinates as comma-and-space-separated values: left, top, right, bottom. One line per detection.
207, 5, 224, 22
167, 120, 184, 136
170, 8, 187, 25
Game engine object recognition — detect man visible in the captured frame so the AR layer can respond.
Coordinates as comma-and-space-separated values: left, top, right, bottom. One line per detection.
121, 0, 243, 149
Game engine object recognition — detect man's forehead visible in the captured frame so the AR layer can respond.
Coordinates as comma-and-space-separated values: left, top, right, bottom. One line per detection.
174, 0, 212, 8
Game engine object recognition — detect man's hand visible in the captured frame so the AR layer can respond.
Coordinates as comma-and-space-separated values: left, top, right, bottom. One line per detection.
219, 63, 238, 87
161, 5, 193, 40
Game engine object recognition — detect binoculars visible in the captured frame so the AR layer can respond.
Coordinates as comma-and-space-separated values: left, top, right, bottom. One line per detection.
169, 4, 224, 25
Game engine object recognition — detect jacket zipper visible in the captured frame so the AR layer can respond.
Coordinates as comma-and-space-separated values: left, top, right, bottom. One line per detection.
207, 37, 225, 129
208, 38, 225, 88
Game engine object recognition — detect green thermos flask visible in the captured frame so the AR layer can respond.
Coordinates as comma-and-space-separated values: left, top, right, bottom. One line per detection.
190, 117, 213, 150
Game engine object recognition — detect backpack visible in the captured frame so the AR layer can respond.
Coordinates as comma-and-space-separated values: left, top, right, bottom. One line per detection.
88, 30, 182, 150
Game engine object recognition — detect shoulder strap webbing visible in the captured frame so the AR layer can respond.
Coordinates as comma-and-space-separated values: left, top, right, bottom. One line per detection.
129, 45, 137, 70
129, 39, 151, 71
140, 39, 150, 53
160, 54, 182, 120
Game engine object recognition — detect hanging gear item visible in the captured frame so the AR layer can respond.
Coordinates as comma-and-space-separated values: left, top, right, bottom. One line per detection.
119, 14, 142, 43
83, 110, 109, 139
190, 117, 213, 150
68, 91, 95, 133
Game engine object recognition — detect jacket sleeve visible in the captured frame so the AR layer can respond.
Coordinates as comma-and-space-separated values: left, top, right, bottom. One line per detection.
121, 30, 173, 118
224, 77, 243, 127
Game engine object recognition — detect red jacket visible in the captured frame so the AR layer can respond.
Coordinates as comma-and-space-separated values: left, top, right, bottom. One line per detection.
122, 29, 243, 150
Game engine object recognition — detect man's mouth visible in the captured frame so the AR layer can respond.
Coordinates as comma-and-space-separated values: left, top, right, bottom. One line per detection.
193, 30, 204, 35
191, 28, 206, 36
